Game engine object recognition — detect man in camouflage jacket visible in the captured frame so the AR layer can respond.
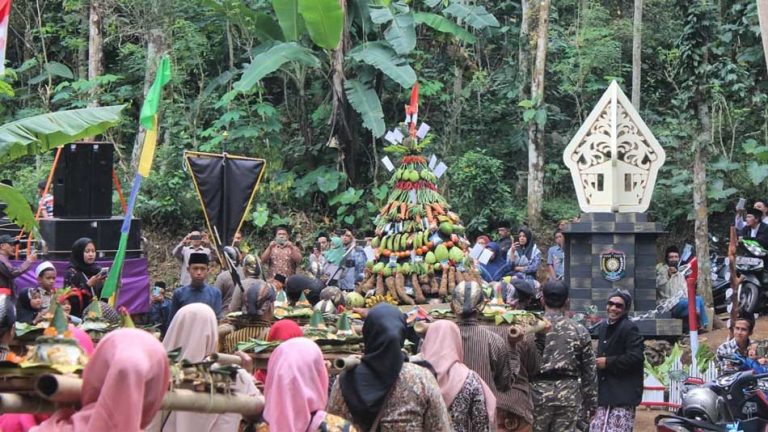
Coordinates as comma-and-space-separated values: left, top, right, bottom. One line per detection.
531, 281, 597, 432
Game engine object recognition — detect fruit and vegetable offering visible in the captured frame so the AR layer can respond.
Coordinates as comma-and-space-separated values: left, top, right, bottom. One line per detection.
356, 84, 484, 305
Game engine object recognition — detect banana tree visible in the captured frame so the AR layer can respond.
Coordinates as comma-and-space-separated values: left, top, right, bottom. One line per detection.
0, 104, 126, 231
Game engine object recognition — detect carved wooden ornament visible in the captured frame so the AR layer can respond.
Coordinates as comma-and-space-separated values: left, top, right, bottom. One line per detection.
563, 81, 665, 213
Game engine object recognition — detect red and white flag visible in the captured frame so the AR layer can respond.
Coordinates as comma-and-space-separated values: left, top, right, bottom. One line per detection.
0, 0, 11, 75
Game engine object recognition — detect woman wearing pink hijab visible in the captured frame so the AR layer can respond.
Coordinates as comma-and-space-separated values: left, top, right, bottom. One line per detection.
420, 320, 496, 432
260, 338, 355, 432
149, 303, 259, 432
31, 328, 170, 432
0, 327, 95, 432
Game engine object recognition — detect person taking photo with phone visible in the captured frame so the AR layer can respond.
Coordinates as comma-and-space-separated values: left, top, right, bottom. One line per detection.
0, 234, 36, 297
172, 229, 212, 286
63, 237, 106, 317
260, 226, 301, 280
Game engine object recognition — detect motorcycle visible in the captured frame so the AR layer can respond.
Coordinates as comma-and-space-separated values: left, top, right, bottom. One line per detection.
656, 368, 768, 431
708, 235, 731, 316
736, 239, 768, 314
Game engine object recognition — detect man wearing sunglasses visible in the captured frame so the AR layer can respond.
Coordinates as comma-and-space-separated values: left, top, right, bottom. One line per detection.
591, 290, 644, 432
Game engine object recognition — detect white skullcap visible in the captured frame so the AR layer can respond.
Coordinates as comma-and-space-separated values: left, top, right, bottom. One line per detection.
35, 261, 56, 278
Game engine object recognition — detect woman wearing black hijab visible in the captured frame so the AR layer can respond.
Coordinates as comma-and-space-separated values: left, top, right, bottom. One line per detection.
327, 304, 451, 431
63, 238, 106, 317
509, 227, 542, 284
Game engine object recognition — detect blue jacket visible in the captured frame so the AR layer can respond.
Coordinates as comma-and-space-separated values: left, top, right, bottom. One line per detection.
169, 283, 222, 324
149, 298, 171, 334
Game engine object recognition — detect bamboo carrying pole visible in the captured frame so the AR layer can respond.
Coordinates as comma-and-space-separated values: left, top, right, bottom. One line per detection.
0, 393, 56, 413
28, 374, 264, 416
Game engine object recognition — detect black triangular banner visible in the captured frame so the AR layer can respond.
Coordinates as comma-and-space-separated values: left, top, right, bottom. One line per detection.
185, 151, 266, 254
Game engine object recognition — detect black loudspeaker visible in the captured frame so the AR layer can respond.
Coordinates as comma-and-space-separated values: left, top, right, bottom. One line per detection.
53, 143, 114, 219
39, 217, 142, 259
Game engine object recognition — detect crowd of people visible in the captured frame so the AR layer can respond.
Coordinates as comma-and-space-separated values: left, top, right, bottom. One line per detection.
0, 195, 764, 431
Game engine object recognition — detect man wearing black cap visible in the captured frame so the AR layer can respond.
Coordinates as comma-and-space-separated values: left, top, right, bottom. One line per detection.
532, 281, 596, 432
0, 234, 36, 297
591, 289, 644, 432
168, 252, 222, 323
741, 207, 768, 249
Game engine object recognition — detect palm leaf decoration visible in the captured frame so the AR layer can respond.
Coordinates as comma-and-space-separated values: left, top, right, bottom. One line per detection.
0, 105, 126, 163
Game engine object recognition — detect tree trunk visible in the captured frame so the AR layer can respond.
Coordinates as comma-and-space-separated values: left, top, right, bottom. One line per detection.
87, 0, 103, 105
518, 0, 530, 99
631, 0, 643, 110
693, 97, 713, 307
758, 0, 768, 75
131, 27, 166, 170
527, 0, 550, 229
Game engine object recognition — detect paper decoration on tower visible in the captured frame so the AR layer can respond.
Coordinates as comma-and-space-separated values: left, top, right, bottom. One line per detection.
563, 81, 666, 213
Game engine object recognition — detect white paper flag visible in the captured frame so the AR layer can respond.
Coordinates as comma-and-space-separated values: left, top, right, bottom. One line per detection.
384, 131, 397, 145
381, 156, 395, 172
429, 155, 437, 169
434, 162, 448, 178
469, 244, 485, 260
478, 248, 493, 265
363, 246, 376, 262
409, 190, 417, 204
416, 123, 430, 138
392, 129, 404, 143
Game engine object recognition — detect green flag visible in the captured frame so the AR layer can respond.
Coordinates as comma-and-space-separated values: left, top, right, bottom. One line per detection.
139, 55, 172, 130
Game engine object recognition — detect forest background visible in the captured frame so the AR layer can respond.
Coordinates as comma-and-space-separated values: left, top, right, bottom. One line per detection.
1, 0, 767, 291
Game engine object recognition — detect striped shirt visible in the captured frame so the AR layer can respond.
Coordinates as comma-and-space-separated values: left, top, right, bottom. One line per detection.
484, 326, 540, 423
456, 319, 515, 413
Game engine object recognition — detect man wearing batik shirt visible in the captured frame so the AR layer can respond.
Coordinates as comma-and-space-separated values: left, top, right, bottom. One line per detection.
451, 281, 516, 430
260, 226, 301, 280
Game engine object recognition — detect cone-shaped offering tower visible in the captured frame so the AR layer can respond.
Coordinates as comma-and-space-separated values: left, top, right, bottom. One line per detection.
357, 84, 484, 305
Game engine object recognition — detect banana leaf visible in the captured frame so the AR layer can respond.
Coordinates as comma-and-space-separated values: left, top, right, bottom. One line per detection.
0, 105, 126, 163
0, 183, 38, 232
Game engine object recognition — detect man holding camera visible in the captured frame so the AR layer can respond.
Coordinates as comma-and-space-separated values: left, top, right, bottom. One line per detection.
0, 234, 36, 297
260, 226, 302, 280
172, 229, 212, 286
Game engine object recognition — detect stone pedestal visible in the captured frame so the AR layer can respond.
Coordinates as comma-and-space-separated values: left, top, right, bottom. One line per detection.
563, 212, 665, 312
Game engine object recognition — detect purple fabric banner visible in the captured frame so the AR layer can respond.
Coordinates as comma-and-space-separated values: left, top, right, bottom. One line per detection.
11, 258, 151, 314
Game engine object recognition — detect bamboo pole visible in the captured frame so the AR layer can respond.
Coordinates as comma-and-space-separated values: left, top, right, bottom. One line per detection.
210, 353, 242, 366
32, 374, 264, 415
0, 393, 56, 413
333, 356, 360, 370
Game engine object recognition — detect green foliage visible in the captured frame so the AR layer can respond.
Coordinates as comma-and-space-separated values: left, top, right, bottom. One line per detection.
0, 0, 765, 244
0, 183, 38, 233
344, 79, 386, 137
447, 150, 516, 235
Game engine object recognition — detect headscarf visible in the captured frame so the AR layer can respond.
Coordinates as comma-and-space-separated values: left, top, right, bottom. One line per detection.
323, 236, 346, 267
32, 328, 170, 432
254, 320, 304, 383
163, 303, 218, 362
263, 338, 329, 432
450, 281, 485, 317
340, 304, 406, 430
15, 287, 41, 324
68, 238, 101, 277
245, 280, 275, 318
518, 227, 536, 260
242, 254, 260, 278
479, 242, 511, 282
320, 286, 343, 306
70, 325, 95, 355
0, 325, 94, 432
420, 320, 496, 424
154, 304, 223, 432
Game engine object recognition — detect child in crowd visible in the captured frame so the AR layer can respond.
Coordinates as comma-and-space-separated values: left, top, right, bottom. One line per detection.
35, 261, 57, 311
148, 281, 171, 335
15, 288, 45, 325
746, 343, 768, 373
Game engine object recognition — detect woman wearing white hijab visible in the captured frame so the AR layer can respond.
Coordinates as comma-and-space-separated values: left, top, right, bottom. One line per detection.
148, 303, 259, 432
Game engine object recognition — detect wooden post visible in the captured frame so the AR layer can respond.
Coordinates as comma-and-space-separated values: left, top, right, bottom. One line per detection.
728, 225, 738, 338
